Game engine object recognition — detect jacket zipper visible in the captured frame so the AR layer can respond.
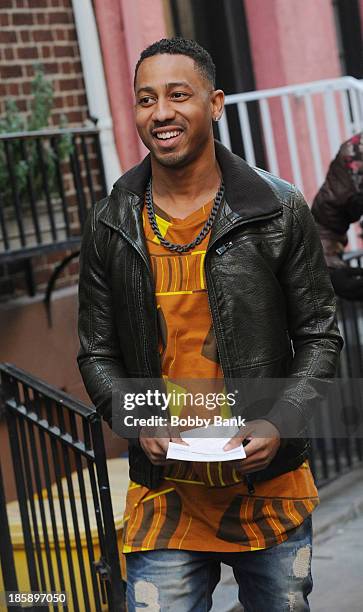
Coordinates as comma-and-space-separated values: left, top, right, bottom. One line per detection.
207, 209, 283, 252
204, 211, 282, 492
204, 208, 283, 374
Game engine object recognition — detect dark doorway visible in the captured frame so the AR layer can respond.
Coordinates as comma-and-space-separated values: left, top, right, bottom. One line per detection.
333, 0, 363, 78
169, 0, 266, 167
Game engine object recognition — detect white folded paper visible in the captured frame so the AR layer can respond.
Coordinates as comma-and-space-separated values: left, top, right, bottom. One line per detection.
166, 425, 246, 462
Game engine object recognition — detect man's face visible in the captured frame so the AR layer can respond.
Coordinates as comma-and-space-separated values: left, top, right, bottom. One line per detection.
134, 54, 223, 168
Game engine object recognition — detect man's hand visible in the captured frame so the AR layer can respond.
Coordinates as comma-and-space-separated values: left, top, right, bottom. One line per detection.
139, 424, 188, 466
223, 419, 281, 474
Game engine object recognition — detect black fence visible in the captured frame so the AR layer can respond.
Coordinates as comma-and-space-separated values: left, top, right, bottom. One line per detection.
0, 127, 107, 295
308, 251, 363, 484
0, 364, 125, 612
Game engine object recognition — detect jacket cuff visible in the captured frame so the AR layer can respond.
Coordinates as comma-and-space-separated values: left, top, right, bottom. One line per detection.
265, 399, 307, 440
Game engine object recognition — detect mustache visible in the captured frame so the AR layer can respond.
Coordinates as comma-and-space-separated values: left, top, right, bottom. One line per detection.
151, 122, 185, 130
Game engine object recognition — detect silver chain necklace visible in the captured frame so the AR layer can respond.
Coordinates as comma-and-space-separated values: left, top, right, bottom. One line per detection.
145, 178, 225, 253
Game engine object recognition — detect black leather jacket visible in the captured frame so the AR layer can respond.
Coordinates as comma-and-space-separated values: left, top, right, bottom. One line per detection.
78, 141, 343, 489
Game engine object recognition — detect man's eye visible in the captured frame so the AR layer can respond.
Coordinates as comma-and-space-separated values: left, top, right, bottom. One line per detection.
139, 96, 155, 106
171, 92, 188, 100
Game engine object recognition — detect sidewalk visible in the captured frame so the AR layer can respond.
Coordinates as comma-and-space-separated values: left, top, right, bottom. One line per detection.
310, 465, 363, 612
313, 465, 363, 543
211, 466, 363, 611
310, 513, 363, 612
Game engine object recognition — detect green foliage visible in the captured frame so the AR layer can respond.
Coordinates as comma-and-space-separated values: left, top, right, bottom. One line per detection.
0, 64, 74, 208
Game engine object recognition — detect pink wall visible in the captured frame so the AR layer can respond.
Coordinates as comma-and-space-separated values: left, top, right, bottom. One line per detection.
94, 0, 166, 172
244, 0, 341, 88
245, 0, 342, 202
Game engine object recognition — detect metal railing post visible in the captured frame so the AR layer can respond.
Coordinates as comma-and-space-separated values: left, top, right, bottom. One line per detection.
90, 413, 126, 611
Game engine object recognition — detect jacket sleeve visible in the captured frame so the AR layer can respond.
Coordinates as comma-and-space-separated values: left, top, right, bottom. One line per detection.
266, 187, 344, 438
77, 201, 126, 429
311, 139, 363, 237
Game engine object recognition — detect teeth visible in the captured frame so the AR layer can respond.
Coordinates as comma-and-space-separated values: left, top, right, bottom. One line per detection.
156, 130, 181, 140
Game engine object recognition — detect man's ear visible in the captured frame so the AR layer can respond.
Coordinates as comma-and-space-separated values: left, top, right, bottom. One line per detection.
211, 89, 225, 122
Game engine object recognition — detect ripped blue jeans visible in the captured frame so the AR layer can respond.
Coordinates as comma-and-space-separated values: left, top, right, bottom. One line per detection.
126, 515, 313, 612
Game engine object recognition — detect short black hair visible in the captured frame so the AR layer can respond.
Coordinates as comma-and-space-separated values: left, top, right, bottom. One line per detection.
134, 37, 216, 88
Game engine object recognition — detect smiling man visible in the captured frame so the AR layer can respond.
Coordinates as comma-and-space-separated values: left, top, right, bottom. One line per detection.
78, 38, 342, 611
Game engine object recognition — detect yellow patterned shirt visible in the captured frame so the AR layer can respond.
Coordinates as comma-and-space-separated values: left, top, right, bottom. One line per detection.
121, 200, 319, 553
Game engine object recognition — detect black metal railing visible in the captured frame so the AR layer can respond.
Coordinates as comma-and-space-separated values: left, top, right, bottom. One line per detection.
308, 251, 363, 485
0, 127, 107, 263
0, 364, 125, 612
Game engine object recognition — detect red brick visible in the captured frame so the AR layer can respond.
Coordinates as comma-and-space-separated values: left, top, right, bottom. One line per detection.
53, 95, 63, 108
0, 14, 10, 26
25, 65, 35, 76
0, 30, 17, 43
54, 29, 65, 41
8, 83, 20, 95
54, 45, 73, 58
15, 0, 28, 6
4, 47, 15, 60
0, 0, 13, 7
42, 62, 58, 74
33, 254, 47, 268
19, 30, 31, 42
61, 61, 73, 73
41, 46, 52, 58
33, 30, 54, 42
49, 11, 71, 24
36, 13, 49, 25
29, 0, 49, 6
13, 13, 33, 26
63, 29, 75, 41
46, 251, 63, 264
18, 46, 39, 60
21, 81, 32, 95
35, 269, 51, 285
59, 78, 79, 91
1, 65, 22, 78
64, 110, 85, 124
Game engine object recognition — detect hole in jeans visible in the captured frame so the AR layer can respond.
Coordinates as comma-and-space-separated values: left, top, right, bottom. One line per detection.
134, 580, 160, 610
292, 545, 311, 578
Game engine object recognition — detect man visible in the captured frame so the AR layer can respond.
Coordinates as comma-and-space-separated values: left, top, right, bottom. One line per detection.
312, 132, 363, 300
78, 38, 342, 611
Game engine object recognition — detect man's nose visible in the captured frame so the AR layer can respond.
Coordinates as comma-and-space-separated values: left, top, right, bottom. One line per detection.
152, 98, 176, 123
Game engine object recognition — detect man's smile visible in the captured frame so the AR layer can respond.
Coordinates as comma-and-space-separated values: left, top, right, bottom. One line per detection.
152, 126, 184, 147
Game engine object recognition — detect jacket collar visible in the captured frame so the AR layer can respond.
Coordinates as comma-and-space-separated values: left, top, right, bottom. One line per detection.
100, 140, 282, 237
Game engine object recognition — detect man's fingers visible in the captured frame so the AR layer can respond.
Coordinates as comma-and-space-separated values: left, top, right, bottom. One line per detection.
170, 437, 189, 445
140, 436, 170, 464
243, 438, 262, 457
223, 432, 251, 451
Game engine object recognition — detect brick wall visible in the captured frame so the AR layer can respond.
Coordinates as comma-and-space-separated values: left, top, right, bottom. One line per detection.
0, 0, 88, 126
0, 0, 93, 300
